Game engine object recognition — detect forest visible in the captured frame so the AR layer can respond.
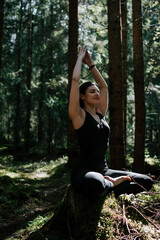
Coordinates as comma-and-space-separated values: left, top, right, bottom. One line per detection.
0, 0, 160, 239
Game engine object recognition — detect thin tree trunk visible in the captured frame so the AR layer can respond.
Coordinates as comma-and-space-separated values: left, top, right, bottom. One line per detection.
132, 0, 145, 172
14, 0, 23, 147
37, 0, 45, 145
47, 2, 54, 157
108, 0, 125, 169
120, 0, 127, 158
67, 0, 79, 168
0, 0, 4, 80
25, 1, 33, 152
0, 0, 5, 140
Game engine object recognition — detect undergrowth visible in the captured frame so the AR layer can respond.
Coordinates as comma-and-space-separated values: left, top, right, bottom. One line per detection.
96, 184, 160, 240
0, 152, 159, 240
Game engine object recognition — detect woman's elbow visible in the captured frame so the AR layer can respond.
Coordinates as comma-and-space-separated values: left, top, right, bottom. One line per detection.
72, 76, 79, 83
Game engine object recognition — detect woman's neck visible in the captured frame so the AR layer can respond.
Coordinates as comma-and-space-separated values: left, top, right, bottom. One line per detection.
84, 105, 97, 116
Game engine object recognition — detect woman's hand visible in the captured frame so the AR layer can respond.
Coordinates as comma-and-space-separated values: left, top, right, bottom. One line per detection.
82, 50, 92, 67
78, 46, 86, 61
104, 175, 131, 187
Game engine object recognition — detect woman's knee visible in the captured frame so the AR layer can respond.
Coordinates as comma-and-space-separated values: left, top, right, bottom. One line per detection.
85, 171, 112, 196
131, 173, 153, 191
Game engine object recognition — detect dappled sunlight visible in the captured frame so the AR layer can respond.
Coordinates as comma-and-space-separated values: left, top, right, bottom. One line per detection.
0, 156, 68, 180
0, 155, 70, 240
0, 170, 49, 180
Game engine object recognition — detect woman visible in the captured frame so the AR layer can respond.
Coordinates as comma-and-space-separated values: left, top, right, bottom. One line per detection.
69, 46, 153, 198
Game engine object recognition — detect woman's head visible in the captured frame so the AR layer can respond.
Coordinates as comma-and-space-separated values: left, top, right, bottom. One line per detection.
79, 81, 100, 108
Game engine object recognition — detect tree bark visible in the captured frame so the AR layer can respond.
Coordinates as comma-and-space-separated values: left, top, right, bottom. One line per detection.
120, 0, 127, 158
46, 2, 54, 157
67, 0, 79, 168
25, 0, 33, 152
14, 0, 23, 148
0, 0, 4, 81
108, 0, 125, 169
0, 0, 5, 141
27, 185, 106, 240
37, 0, 45, 146
132, 0, 145, 172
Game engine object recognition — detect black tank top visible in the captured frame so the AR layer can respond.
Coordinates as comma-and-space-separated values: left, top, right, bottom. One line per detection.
73, 111, 110, 174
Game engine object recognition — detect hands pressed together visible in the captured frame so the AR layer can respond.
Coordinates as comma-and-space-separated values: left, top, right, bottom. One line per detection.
78, 46, 93, 67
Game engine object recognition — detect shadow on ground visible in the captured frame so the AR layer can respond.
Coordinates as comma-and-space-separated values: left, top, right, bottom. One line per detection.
0, 156, 70, 240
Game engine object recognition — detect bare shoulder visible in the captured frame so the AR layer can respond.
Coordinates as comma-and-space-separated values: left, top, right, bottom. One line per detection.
70, 108, 86, 130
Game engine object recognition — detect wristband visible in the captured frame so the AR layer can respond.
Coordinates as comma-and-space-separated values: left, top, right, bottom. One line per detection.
88, 65, 95, 70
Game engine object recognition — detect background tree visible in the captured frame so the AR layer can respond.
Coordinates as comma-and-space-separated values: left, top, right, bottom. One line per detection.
14, 0, 23, 148
67, 0, 79, 168
120, 0, 127, 158
46, 2, 54, 157
0, 0, 4, 80
37, 0, 45, 147
132, 0, 145, 172
0, 0, 5, 142
0, 0, 159, 170
108, 0, 125, 169
143, 0, 160, 159
25, 0, 33, 152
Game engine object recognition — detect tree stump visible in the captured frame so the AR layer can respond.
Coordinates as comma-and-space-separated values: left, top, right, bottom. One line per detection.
27, 184, 106, 240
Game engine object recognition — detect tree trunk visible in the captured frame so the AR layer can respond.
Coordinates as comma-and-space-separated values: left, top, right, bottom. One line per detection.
14, 0, 23, 148
25, 0, 33, 152
27, 185, 106, 240
0, 0, 5, 141
67, 0, 79, 168
0, 0, 4, 80
108, 0, 125, 169
120, 0, 127, 158
47, 2, 54, 157
37, 0, 45, 146
132, 0, 145, 172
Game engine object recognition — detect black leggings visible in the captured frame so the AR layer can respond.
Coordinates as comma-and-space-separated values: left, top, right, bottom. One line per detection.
71, 168, 153, 198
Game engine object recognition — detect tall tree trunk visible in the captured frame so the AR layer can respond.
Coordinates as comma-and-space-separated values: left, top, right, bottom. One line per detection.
132, 0, 145, 172
120, 0, 127, 158
0, 0, 4, 80
108, 0, 125, 169
25, 0, 32, 152
67, 0, 79, 168
47, 2, 54, 157
37, 0, 45, 145
14, 0, 23, 148
0, 0, 5, 141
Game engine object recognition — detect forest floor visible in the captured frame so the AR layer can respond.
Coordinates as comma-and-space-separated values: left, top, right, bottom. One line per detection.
0, 150, 160, 240
0, 153, 70, 240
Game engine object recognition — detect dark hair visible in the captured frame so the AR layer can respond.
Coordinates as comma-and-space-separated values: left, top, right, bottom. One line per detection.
79, 81, 95, 108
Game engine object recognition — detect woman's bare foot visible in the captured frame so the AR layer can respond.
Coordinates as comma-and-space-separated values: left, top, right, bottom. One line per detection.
104, 175, 131, 187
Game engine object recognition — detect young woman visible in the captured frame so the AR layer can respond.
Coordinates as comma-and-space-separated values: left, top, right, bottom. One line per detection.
69, 47, 153, 198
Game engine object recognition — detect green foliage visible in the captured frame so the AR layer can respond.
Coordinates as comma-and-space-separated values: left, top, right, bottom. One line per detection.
0, 0, 69, 157
0, 0, 160, 165
27, 214, 53, 232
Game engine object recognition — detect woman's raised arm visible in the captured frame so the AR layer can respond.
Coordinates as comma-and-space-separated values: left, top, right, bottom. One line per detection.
83, 50, 108, 116
68, 47, 86, 128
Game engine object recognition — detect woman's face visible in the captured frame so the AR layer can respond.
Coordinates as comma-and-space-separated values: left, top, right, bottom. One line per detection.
81, 85, 100, 106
